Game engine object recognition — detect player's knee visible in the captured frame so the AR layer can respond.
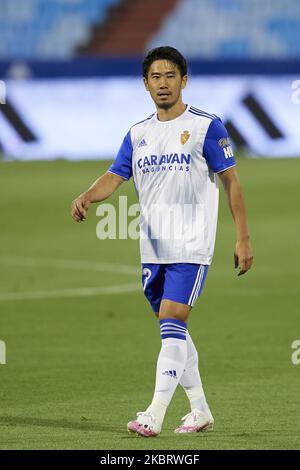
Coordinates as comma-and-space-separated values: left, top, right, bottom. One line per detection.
158, 299, 191, 323
158, 311, 189, 323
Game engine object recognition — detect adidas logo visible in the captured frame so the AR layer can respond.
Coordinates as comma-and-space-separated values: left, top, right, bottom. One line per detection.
162, 370, 177, 378
138, 138, 147, 148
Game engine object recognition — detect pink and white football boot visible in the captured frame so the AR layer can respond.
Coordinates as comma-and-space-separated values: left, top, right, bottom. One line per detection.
127, 411, 161, 437
174, 408, 214, 434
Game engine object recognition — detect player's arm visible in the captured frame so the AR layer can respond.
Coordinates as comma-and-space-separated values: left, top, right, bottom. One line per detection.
203, 117, 253, 276
71, 130, 133, 222
71, 172, 125, 222
218, 167, 253, 276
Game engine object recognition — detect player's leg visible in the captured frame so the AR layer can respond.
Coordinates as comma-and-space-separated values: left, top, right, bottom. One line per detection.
128, 266, 190, 437
145, 297, 212, 434
153, 303, 214, 432
158, 264, 213, 433
175, 329, 214, 433
127, 263, 165, 437
127, 264, 212, 436
154, 309, 213, 421
137, 264, 197, 435
165, 264, 213, 433
142, 299, 190, 432
177, 264, 213, 420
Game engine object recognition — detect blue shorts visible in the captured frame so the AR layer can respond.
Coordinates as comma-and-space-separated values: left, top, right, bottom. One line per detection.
142, 263, 209, 313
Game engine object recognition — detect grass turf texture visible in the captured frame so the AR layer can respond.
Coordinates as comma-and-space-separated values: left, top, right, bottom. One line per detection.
0, 157, 299, 450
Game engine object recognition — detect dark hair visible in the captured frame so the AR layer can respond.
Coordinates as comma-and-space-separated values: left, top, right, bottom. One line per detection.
142, 46, 188, 78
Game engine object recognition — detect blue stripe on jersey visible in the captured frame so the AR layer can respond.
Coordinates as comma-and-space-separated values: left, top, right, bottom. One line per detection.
131, 113, 155, 129
190, 106, 218, 118
188, 109, 214, 119
189, 106, 214, 116
189, 108, 217, 120
189, 106, 218, 119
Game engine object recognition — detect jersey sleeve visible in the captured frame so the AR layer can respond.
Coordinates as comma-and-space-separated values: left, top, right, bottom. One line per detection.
203, 118, 236, 173
108, 130, 133, 180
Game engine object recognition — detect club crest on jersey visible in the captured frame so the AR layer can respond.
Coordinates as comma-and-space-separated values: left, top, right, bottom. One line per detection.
181, 130, 190, 145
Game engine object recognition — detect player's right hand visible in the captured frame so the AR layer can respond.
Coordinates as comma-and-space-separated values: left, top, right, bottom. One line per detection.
71, 193, 91, 222
234, 238, 253, 276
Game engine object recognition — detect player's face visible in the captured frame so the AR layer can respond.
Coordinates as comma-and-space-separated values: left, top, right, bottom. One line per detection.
144, 60, 187, 110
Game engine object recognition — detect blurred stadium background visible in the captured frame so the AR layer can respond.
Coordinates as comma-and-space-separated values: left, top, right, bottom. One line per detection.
0, 0, 300, 451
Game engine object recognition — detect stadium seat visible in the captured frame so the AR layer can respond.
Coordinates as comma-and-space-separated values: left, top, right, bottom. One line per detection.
147, 0, 300, 58
0, 0, 121, 59
1, 0, 300, 59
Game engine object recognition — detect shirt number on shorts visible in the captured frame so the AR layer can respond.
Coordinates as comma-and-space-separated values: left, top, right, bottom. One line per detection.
142, 268, 152, 291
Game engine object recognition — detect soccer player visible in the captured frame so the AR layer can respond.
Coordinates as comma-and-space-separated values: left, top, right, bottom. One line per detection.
71, 47, 253, 437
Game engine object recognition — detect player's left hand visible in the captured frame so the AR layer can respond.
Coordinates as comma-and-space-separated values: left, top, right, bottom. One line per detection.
234, 239, 253, 276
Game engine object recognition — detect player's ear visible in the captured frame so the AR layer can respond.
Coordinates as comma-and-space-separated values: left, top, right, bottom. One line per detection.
181, 75, 188, 90
143, 77, 149, 91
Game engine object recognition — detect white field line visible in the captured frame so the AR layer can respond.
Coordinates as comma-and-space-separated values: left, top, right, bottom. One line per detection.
0, 256, 140, 275
0, 283, 140, 302
0, 256, 141, 302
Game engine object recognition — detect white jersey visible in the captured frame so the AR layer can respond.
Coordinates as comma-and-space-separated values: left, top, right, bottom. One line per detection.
109, 104, 235, 264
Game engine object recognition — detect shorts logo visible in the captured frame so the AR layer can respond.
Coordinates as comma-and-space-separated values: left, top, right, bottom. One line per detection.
181, 130, 190, 145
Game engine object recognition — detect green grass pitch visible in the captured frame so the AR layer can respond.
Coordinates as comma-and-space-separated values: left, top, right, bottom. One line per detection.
0, 157, 299, 450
